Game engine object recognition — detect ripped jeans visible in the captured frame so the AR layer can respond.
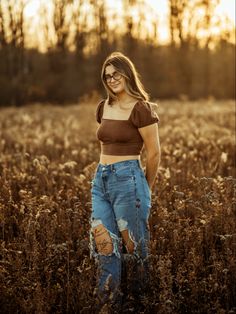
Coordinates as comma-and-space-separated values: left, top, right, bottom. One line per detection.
89, 159, 151, 308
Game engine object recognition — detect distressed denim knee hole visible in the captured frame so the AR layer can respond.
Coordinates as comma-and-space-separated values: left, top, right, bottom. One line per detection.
92, 223, 113, 256
89, 219, 121, 259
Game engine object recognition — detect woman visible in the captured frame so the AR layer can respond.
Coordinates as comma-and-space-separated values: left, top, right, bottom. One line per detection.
89, 51, 161, 311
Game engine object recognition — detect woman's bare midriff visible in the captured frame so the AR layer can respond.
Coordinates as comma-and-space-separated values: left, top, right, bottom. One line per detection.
99, 154, 141, 165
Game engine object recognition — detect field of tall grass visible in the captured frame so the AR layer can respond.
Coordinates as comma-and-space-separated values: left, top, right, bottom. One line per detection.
0, 99, 235, 313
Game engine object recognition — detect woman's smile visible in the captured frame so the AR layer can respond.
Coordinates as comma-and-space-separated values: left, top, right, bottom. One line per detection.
110, 83, 120, 87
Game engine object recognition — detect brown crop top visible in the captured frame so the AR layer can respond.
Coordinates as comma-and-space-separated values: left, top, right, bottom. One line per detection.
95, 99, 159, 156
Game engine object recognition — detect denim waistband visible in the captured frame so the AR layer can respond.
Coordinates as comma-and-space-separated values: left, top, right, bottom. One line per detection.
97, 159, 142, 173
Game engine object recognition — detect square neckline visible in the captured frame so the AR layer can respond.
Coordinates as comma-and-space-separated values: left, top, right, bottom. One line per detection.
101, 100, 140, 121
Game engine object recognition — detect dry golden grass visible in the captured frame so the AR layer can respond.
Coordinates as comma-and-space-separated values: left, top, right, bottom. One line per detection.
0, 99, 235, 313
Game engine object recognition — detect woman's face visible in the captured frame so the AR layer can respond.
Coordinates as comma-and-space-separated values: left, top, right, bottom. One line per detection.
104, 64, 126, 95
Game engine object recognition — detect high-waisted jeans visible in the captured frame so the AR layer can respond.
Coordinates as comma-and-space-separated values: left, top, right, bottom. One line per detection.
89, 159, 151, 309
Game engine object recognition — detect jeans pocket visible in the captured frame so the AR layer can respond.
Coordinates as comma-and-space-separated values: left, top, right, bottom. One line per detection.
115, 166, 133, 181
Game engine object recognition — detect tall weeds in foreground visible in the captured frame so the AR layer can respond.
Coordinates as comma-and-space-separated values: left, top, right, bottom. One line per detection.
0, 100, 235, 313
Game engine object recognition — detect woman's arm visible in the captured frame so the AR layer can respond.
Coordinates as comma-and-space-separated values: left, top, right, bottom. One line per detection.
138, 123, 161, 191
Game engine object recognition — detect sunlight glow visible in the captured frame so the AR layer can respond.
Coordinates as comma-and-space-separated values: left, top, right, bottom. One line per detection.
24, 0, 41, 49
216, 0, 235, 23
145, 0, 170, 42
24, 0, 40, 17
23, 0, 235, 51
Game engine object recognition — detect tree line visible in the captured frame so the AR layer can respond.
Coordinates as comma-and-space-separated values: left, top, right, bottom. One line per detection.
0, 0, 235, 106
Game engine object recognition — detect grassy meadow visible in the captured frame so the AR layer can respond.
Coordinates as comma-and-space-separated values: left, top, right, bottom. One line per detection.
0, 99, 235, 313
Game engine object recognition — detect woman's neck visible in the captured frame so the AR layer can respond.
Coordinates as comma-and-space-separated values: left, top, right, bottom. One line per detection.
115, 92, 136, 105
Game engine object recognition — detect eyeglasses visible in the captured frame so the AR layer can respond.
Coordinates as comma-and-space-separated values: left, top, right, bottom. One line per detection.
104, 71, 122, 83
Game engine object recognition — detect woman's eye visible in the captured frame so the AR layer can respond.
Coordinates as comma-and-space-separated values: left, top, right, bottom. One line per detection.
104, 71, 121, 82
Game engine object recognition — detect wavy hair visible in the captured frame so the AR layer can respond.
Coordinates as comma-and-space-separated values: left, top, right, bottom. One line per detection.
101, 51, 149, 105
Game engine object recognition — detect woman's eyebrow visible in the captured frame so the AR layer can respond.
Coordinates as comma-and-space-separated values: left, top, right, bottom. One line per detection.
105, 71, 117, 75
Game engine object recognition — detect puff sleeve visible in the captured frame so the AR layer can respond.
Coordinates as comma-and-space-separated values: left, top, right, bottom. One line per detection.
95, 99, 105, 124
131, 101, 159, 128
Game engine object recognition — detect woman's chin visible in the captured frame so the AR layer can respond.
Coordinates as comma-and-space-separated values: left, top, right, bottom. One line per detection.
112, 87, 123, 94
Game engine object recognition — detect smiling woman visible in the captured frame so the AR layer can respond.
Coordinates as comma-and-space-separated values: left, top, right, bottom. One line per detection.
89, 51, 161, 311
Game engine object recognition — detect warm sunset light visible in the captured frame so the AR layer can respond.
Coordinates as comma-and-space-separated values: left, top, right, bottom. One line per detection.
23, 0, 235, 51
1, 0, 235, 101
0, 2, 235, 309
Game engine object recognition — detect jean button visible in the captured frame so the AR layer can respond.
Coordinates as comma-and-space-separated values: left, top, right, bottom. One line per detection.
102, 167, 106, 170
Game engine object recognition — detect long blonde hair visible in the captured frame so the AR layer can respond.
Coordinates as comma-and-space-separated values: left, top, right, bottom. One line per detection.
101, 52, 149, 105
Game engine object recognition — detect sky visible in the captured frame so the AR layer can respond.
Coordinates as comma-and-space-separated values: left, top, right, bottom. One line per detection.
24, 0, 235, 50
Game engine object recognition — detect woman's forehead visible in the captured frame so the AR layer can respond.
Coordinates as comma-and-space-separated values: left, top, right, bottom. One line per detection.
105, 64, 116, 74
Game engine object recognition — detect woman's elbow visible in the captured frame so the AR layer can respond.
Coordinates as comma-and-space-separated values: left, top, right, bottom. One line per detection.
147, 148, 161, 160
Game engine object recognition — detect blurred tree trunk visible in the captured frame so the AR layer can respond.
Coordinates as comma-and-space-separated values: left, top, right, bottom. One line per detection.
122, 0, 137, 58
0, 3, 7, 48
52, 0, 71, 51
169, 0, 186, 48
168, 0, 220, 98
200, 0, 220, 98
0, 0, 26, 105
92, 0, 109, 64
44, 0, 72, 73
169, 0, 191, 97
73, 0, 86, 59
94, 1, 111, 94
72, 0, 88, 97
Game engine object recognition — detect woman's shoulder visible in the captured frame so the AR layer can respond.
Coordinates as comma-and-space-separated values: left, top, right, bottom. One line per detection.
134, 100, 158, 111
131, 99, 160, 127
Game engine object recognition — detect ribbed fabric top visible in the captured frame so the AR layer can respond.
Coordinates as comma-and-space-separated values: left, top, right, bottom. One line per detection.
95, 99, 159, 156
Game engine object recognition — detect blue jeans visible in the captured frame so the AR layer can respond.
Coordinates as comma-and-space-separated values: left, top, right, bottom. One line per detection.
89, 159, 151, 309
